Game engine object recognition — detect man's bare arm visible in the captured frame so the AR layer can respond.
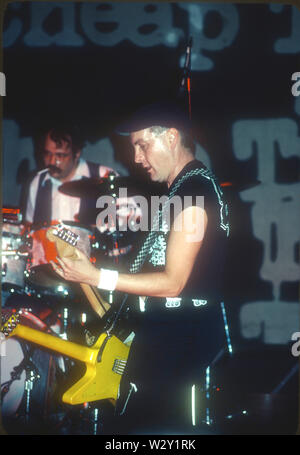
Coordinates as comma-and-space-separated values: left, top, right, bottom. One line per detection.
52, 205, 207, 298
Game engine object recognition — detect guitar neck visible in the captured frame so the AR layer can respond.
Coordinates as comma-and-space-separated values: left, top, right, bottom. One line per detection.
46, 227, 111, 319
80, 283, 111, 318
12, 324, 102, 365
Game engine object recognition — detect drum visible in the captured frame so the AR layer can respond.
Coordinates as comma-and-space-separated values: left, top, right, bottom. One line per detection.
1, 337, 26, 417
3, 293, 62, 334
1, 309, 61, 421
26, 221, 93, 295
2, 206, 23, 225
2, 223, 30, 290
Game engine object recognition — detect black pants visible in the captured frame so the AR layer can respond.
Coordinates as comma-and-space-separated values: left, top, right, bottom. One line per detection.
114, 300, 227, 434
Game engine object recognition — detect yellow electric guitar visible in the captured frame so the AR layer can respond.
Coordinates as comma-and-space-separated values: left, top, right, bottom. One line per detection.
3, 224, 131, 406
4, 316, 129, 405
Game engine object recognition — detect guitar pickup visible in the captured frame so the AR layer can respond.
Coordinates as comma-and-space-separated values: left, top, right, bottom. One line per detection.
112, 358, 127, 375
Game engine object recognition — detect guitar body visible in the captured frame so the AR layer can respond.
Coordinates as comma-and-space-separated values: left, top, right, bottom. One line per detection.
63, 332, 129, 405
5, 321, 130, 406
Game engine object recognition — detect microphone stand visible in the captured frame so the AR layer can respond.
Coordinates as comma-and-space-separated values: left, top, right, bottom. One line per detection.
178, 37, 193, 121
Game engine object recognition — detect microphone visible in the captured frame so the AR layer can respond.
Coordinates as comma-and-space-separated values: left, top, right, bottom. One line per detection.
178, 37, 193, 120
180, 37, 193, 89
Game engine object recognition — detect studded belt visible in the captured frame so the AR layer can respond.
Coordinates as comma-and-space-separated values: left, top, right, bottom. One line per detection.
165, 297, 208, 309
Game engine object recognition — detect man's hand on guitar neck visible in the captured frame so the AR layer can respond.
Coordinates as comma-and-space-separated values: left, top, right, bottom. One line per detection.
50, 250, 101, 287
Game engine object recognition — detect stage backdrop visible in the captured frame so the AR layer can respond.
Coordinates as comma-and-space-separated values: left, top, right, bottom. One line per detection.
2, 2, 300, 360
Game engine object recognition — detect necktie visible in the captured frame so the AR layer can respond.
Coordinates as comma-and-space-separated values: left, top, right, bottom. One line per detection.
33, 177, 52, 225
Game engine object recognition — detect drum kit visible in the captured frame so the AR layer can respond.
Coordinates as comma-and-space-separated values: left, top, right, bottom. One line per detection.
0, 176, 148, 433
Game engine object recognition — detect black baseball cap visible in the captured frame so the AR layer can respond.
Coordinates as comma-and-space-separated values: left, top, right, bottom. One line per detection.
116, 101, 192, 136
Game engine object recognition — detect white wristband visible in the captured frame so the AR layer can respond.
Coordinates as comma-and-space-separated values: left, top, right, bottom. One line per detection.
98, 268, 119, 291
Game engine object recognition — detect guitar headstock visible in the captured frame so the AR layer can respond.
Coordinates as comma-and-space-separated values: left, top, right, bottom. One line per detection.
46, 224, 81, 261
47, 224, 79, 247
1, 312, 20, 338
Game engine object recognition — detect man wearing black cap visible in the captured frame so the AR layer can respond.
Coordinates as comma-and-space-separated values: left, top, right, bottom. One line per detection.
52, 102, 230, 433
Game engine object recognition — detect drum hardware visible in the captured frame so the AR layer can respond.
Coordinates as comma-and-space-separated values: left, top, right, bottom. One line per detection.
1, 317, 40, 419
1, 250, 30, 258
1, 355, 28, 402
2, 206, 23, 224
1, 310, 65, 421
1, 336, 27, 418
60, 307, 69, 340
23, 234, 33, 249
24, 367, 41, 419
2, 227, 32, 290
1, 338, 58, 422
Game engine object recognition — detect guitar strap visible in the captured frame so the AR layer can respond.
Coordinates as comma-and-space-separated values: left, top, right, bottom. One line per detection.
33, 172, 52, 225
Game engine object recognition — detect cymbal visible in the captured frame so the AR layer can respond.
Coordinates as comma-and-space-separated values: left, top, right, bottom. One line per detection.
59, 176, 148, 198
